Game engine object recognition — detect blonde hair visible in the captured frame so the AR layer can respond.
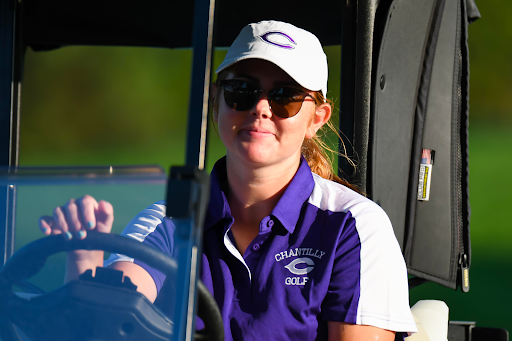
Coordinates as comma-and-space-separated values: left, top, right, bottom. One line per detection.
302, 91, 363, 195
213, 70, 362, 195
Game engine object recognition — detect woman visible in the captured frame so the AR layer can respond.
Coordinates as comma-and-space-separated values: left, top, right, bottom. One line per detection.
39, 21, 417, 340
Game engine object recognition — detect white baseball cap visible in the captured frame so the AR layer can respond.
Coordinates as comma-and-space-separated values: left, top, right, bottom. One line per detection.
216, 21, 328, 98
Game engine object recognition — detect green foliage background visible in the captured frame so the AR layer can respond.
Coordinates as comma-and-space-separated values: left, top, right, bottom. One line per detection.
16, 0, 512, 335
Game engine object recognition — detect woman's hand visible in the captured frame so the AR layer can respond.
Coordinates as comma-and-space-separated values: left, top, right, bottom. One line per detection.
38, 195, 114, 282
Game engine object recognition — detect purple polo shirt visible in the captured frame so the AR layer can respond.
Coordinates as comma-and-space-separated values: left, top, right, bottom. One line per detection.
105, 157, 417, 340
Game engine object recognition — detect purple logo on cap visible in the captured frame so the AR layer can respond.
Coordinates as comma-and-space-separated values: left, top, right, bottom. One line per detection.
258, 31, 296, 49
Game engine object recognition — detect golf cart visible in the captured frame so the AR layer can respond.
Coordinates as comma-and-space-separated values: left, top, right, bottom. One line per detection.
0, 0, 507, 340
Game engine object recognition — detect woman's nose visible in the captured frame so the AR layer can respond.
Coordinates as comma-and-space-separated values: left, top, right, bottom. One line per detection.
252, 92, 273, 119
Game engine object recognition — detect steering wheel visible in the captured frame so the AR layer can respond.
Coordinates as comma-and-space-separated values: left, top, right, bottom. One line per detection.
0, 233, 224, 341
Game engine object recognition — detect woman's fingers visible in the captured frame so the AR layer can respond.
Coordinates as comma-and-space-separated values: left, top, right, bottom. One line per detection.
95, 200, 114, 234
39, 195, 110, 240
63, 199, 84, 239
74, 195, 101, 239
52, 205, 71, 239
80, 195, 98, 231
39, 216, 54, 235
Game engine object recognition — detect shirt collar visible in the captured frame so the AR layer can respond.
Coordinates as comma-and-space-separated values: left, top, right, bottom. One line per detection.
204, 156, 315, 234
204, 157, 232, 231
270, 157, 315, 234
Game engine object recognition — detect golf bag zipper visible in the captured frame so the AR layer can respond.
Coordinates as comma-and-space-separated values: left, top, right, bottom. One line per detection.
456, 0, 470, 293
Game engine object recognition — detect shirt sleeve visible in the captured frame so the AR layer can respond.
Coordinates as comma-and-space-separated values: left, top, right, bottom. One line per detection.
104, 200, 175, 293
322, 199, 418, 334
320, 213, 362, 323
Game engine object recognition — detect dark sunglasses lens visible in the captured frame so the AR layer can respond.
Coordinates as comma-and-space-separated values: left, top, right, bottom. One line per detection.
221, 81, 309, 118
269, 87, 306, 118
223, 81, 258, 111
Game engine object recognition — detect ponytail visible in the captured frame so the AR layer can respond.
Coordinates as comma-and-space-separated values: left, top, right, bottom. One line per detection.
302, 92, 364, 195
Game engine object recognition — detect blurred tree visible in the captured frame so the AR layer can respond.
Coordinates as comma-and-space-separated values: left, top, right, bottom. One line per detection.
469, 0, 512, 121
20, 47, 194, 167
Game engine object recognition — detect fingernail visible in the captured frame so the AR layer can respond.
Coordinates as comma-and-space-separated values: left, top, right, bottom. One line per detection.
78, 230, 86, 239
87, 221, 95, 230
40, 226, 48, 234
64, 231, 73, 240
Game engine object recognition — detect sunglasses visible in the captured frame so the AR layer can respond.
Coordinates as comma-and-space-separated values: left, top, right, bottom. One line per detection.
219, 79, 315, 118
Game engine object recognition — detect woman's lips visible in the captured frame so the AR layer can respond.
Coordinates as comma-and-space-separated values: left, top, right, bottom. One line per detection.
241, 127, 274, 138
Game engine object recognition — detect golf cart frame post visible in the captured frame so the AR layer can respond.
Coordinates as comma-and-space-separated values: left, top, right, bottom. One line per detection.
0, 0, 22, 267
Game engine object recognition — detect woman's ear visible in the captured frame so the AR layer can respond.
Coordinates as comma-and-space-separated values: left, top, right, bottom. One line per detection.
306, 102, 332, 139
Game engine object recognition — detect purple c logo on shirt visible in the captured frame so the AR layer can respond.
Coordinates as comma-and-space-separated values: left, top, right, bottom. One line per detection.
258, 31, 297, 49
285, 258, 315, 275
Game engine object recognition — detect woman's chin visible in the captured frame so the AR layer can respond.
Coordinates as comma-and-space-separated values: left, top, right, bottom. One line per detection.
232, 146, 278, 166
243, 153, 275, 166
